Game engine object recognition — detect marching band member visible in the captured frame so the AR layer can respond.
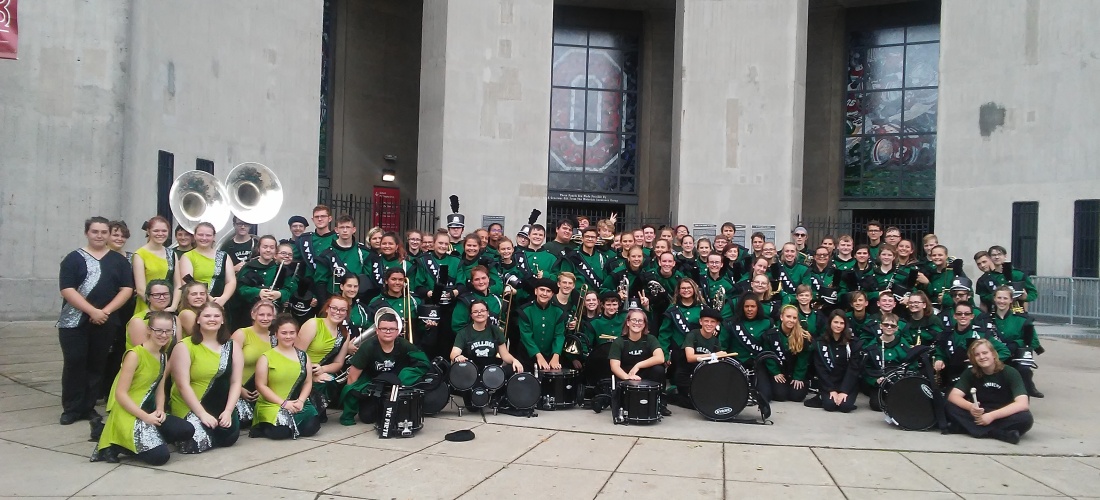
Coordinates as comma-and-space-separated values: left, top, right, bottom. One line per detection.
125, 280, 173, 349
296, 296, 352, 420
986, 246, 1038, 311
178, 222, 236, 308
657, 278, 704, 388
294, 205, 336, 272
794, 285, 824, 337
338, 275, 370, 343
230, 300, 277, 426
516, 278, 567, 371
609, 308, 670, 416
132, 216, 175, 316
991, 286, 1044, 398
58, 217, 134, 426
724, 293, 773, 365
916, 245, 960, 311
340, 313, 429, 425
805, 310, 863, 413
904, 291, 943, 346
582, 292, 626, 386
860, 313, 911, 412
313, 215, 369, 305
92, 311, 193, 464
220, 216, 258, 275
455, 234, 502, 294
233, 235, 296, 329
452, 266, 503, 333
170, 225, 194, 261
945, 339, 1034, 444
177, 280, 209, 340
555, 227, 608, 291
866, 220, 884, 262
168, 301, 243, 453
673, 307, 727, 408
832, 235, 855, 271
451, 300, 524, 409
251, 314, 321, 439
933, 302, 1010, 389
761, 305, 813, 403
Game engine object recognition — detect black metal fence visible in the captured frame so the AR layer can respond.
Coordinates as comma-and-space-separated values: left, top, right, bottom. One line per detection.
318, 189, 437, 234
797, 214, 935, 247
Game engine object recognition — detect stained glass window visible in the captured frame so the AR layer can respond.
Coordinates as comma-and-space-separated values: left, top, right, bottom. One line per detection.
549, 27, 639, 200
844, 24, 939, 199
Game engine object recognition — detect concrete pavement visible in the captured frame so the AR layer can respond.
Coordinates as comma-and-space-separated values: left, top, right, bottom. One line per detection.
1, 320, 1098, 499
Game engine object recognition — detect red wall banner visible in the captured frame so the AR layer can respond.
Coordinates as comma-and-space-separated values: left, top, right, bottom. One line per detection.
0, 0, 17, 60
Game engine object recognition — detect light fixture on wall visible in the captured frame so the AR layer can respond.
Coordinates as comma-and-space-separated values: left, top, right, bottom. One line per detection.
382, 169, 396, 182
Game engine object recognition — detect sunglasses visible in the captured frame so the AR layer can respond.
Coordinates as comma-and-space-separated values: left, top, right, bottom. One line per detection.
880, 323, 898, 328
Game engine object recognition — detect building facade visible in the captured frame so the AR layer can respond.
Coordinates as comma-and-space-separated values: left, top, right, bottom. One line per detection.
2, 0, 1099, 319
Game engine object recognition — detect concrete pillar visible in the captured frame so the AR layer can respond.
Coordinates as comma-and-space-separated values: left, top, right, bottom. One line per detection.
670, 0, 808, 238
418, 0, 553, 232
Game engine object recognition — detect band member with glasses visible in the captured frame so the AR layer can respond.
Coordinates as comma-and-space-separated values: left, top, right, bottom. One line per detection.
860, 313, 911, 412
933, 302, 1010, 389
610, 308, 671, 416
124, 280, 174, 350
92, 311, 193, 464
296, 296, 353, 420
340, 313, 429, 425
904, 291, 943, 346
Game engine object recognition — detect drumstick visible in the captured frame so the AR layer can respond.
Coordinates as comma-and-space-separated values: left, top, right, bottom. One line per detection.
969, 387, 979, 405
599, 335, 618, 340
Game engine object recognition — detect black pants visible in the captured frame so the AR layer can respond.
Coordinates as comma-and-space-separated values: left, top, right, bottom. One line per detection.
759, 375, 810, 403
249, 415, 321, 439
822, 391, 858, 412
100, 415, 193, 466
1011, 362, 1039, 393
946, 403, 1033, 439
59, 323, 116, 418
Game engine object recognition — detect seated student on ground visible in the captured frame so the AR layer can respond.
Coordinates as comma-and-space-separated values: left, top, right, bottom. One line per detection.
250, 314, 321, 439
945, 339, 1033, 444
761, 305, 813, 403
806, 309, 864, 413
339, 313, 429, 425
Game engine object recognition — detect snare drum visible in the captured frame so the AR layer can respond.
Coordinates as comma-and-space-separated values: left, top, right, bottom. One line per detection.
448, 361, 478, 391
375, 388, 425, 438
469, 386, 492, 408
419, 357, 451, 415
619, 379, 661, 424
690, 358, 751, 421
539, 369, 583, 410
503, 372, 540, 410
879, 369, 936, 431
482, 365, 507, 390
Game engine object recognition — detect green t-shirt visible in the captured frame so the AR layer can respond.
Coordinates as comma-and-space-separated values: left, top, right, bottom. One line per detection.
954, 365, 1026, 411
609, 334, 661, 360
683, 328, 724, 355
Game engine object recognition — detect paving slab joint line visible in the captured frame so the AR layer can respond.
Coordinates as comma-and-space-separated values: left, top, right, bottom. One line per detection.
212, 439, 330, 479
0, 372, 61, 398
595, 436, 640, 498
899, 449, 959, 496
990, 455, 1077, 497
451, 429, 561, 499
808, 447, 844, 495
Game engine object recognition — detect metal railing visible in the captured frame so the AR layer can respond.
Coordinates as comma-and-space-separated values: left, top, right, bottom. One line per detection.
797, 215, 934, 248
1028, 276, 1100, 325
318, 189, 438, 235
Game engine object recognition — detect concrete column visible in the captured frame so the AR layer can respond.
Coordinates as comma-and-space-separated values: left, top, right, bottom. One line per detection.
418, 0, 553, 232
670, 0, 808, 238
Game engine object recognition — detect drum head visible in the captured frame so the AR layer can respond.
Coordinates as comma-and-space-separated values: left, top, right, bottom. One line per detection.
505, 373, 541, 409
690, 360, 750, 421
622, 379, 659, 390
470, 387, 492, 408
449, 361, 478, 391
884, 375, 937, 431
482, 365, 507, 390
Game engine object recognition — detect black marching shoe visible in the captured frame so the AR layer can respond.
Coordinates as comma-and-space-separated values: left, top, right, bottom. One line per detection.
803, 395, 823, 409
1029, 389, 1045, 399
659, 402, 672, 417
60, 413, 79, 425
88, 416, 105, 442
992, 429, 1021, 445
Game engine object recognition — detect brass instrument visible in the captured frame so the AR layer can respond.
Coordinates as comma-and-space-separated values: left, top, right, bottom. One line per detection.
334, 306, 402, 384
169, 162, 283, 249
569, 284, 589, 331
618, 275, 629, 299
712, 285, 726, 310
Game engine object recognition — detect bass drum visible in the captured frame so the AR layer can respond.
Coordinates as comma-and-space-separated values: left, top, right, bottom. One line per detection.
689, 358, 751, 421
879, 369, 937, 431
503, 372, 540, 410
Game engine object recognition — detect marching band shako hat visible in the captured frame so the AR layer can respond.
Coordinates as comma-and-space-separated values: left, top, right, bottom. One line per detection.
950, 276, 974, 292
1003, 262, 1026, 299
518, 209, 541, 238
418, 303, 441, 322
447, 195, 465, 228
